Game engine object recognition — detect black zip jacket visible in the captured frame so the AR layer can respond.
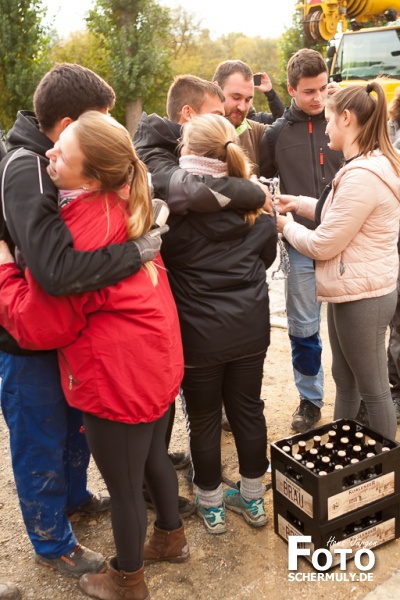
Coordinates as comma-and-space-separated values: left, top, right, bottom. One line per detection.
263, 100, 343, 229
133, 112, 267, 213
247, 88, 285, 125
0, 111, 142, 355
162, 209, 277, 366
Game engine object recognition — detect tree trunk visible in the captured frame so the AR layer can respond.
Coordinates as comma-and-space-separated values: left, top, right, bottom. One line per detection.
125, 98, 143, 137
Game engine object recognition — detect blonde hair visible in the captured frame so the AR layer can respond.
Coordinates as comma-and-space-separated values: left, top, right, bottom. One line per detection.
327, 81, 400, 175
73, 111, 158, 283
181, 114, 264, 225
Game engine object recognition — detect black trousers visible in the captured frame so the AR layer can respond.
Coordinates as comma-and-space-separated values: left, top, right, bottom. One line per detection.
83, 407, 180, 572
181, 351, 268, 491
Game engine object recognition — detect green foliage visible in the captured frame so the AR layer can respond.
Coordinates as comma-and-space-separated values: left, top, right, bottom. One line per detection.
48, 30, 112, 83
168, 30, 285, 116
86, 0, 174, 124
0, 0, 51, 130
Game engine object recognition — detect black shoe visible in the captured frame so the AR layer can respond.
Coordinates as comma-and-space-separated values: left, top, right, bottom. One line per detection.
168, 451, 191, 470
143, 487, 196, 519
355, 399, 370, 427
67, 491, 111, 516
291, 399, 321, 433
393, 397, 400, 424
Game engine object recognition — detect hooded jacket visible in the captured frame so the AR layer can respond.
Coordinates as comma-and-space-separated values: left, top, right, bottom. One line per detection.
133, 112, 267, 213
0, 111, 142, 355
283, 152, 400, 302
264, 100, 343, 229
0, 191, 183, 424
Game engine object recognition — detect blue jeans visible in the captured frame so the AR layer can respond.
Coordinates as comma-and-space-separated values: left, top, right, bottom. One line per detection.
284, 245, 324, 408
0, 350, 92, 557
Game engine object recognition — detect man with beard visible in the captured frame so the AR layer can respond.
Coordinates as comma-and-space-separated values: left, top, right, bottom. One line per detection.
212, 60, 269, 177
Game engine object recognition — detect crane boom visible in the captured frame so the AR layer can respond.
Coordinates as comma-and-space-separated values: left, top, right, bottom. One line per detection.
299, 0, 400, 41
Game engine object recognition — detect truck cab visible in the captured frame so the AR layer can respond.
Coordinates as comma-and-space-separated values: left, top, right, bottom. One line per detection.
328, 25, 400, 103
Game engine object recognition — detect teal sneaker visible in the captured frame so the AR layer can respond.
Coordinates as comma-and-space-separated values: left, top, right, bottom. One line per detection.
223, 489, 268, 527
196, 500, 226, 534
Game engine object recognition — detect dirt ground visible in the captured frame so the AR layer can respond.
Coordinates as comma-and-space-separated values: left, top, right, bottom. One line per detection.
0, 283, 399, 599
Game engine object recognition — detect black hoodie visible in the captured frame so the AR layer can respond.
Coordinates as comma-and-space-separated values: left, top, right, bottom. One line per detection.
264, 100, 343, 229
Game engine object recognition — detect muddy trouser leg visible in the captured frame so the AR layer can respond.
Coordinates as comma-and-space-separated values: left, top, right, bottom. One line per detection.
328, 292, 397, 440
0, 351, 89, 557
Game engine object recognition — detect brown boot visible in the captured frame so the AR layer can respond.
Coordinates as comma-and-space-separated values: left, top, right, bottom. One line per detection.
144, 522, 190, 564
79, 559, 149, 600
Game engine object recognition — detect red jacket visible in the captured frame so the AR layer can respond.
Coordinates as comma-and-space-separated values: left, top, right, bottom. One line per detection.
0, 192, 183, 424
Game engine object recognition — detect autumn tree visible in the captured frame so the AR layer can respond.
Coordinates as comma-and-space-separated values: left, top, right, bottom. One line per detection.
48, 30, 112, 85
0, 0, 50, 130
87, 0, 173, 134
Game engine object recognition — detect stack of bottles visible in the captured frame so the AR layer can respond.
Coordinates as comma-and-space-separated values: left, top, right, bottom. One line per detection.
271, 419, 400, 568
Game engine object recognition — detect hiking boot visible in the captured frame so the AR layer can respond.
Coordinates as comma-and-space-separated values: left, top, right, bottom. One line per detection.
291, 399, 321, 433
79, 558, 149, 600
195, 500, 226, 534
169, 451, 191, 470
144, 522, 190, 564
34, 544, 106, 579
142, 487, 196, 518
223, 489, 268, 527
355, 399, 370, 427
0, 582, 21, 600
393, 397, 400, 424
68, 491, 111, 516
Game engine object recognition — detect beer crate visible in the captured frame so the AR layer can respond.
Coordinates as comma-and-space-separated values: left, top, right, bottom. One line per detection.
271, 419, 400, 523
273, 491, 400, 567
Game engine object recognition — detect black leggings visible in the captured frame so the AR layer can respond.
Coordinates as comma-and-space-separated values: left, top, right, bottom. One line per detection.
83, 407, 180, 572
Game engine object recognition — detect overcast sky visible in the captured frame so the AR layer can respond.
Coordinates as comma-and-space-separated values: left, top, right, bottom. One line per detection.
43, 0, 297, 40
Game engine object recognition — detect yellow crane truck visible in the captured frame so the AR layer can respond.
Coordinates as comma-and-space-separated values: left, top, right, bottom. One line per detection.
299, 1, 400, 102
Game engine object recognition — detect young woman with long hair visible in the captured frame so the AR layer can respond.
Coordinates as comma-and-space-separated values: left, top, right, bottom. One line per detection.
0, 111, 188, 600
276, 82, 400, 440
161, 114, 277, 534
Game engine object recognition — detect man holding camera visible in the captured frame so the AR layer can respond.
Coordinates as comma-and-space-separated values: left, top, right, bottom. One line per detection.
213, 60, 284, 176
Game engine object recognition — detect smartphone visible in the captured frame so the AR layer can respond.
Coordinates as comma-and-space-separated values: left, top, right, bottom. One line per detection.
253, 74, 262, 86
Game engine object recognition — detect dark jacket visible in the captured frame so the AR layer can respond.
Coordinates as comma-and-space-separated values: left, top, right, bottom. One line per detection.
263, 100, 343, 229
161, 209, 277, 366
247, 88, 285, 125
0, 111, 142, 355
133, 112, 267, 213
